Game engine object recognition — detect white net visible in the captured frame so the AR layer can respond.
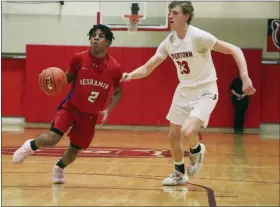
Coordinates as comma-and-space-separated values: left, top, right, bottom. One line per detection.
124, 15, 143, 32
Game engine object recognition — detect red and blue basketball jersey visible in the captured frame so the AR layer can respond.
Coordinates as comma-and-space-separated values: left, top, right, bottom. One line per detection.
61, 50, 122, 114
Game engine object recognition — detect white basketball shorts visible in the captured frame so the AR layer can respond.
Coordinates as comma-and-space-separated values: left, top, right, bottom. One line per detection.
166, 81, 218, 128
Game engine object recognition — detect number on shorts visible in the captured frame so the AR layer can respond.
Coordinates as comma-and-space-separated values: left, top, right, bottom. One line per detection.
87, 91, 99, 103
177, 61, 190, 74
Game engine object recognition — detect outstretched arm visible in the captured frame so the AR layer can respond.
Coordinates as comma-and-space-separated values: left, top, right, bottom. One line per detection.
213, 40, 256, 95
122, 40, 168, 81
213, 41, 248, 79
127, 55, 165, 80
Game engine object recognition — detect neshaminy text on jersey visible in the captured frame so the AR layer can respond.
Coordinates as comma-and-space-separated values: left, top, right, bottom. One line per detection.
80, 79, 109, 89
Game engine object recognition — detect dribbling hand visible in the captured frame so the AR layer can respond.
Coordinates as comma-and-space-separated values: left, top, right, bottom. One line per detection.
99, 109, 109, 127
242, 76, 256, 95
121, 72, 132, 82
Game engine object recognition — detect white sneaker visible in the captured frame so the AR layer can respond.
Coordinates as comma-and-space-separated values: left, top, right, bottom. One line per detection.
187, 143, 206, 177
12, 139, 35, 164
162, 170, 188, 186
52, 165, 64, 184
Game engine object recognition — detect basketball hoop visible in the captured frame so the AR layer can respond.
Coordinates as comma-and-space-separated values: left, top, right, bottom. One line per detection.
124, 14, 143, 32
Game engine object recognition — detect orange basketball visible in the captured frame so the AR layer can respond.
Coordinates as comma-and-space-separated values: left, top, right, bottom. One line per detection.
39, 67, 67, 96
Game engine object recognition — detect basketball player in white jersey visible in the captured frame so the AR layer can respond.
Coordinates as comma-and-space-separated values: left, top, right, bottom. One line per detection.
122, 1, 256, 185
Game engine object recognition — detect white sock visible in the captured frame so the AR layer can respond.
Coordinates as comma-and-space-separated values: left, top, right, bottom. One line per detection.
190, 142, 200, 150
174, 160, 184, 165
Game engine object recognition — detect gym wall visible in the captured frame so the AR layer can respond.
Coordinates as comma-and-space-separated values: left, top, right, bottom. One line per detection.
2, 2, 280, 127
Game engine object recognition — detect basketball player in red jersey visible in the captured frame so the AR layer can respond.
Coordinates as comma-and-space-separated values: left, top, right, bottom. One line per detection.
13, 24, 123, 184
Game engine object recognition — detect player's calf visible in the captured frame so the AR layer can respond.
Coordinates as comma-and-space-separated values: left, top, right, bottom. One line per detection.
58, 143, 80, 166
181, 117, 206, 177
33, 131, 62, 149
181, 129, 206, 177
52, 143, 80, 184
168, 134, 185, 173
162, 124, 188, 186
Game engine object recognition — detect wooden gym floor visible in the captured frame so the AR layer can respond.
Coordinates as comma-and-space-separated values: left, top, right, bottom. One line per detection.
1, 127, 279, 206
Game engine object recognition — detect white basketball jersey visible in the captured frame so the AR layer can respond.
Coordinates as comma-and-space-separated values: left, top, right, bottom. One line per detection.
156, 25, 218, 87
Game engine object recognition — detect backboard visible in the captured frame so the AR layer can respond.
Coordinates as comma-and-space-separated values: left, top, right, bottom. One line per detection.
98, 1, 170, 31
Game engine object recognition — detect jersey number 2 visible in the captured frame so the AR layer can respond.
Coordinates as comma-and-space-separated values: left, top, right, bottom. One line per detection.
177, 61, 190, 74
87, 91, 99, 103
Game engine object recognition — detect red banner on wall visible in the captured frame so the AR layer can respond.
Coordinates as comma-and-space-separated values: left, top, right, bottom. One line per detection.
267, 19, 280, 52
22, 45, 262, 128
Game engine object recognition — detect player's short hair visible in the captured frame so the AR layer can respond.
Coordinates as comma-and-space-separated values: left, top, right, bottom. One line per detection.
87, 24, 115, 46
168, 1, 194, 24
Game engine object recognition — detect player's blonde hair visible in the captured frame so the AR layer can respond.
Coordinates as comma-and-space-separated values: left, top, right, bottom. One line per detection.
168, 1, 194, 24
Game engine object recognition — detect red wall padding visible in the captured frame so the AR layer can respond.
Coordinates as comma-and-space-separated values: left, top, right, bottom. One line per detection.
23, 45, 262, 127
260, 64, 280, 123
2, 58, 25, 117
211, 50, 262, 127
4, 44, 274, 127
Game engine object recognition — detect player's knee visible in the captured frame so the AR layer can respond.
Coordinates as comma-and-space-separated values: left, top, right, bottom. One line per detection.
168, 130, 181, 148
180, 126, 196, 139
168, 130, 180, 140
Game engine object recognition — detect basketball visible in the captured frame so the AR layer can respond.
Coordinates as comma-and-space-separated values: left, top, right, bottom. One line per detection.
39, 67, 67, 96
